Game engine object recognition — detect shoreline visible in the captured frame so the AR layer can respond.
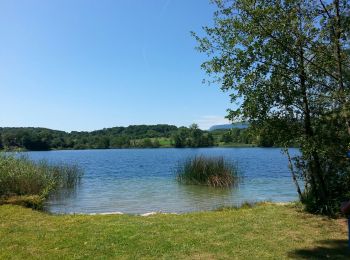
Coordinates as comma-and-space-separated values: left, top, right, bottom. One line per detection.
1, 145, 299, 153
46, 202, 295, 216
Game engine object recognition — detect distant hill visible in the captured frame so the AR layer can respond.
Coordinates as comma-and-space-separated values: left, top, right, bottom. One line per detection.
209, 123, 249, 131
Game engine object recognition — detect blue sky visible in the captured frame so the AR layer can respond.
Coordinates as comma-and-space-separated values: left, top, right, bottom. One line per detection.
0, 0, 232, 131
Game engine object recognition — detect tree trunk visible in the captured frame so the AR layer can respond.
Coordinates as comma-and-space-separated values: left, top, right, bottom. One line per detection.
284, 148, 303, 200
298, 39, 328, 203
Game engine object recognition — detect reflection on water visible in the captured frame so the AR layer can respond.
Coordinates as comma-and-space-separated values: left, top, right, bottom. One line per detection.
49, 186, 80, 202
24, 148, 300, 214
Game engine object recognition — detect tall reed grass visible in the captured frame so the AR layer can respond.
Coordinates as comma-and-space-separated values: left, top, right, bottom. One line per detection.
176, 156, 239, 188
0, 154, 82, 199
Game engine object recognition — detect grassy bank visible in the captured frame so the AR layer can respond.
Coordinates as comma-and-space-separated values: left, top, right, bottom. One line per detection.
0, 203, 348, 259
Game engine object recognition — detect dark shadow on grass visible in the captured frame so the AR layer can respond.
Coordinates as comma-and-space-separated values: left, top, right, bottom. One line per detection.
288, 239, 350, 259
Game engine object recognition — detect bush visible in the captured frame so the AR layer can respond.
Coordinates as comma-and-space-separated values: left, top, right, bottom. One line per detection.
176, 156, 239, 188
0, 154, 83, 200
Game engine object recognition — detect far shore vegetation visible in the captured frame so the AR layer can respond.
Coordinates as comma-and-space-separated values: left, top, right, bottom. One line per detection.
176, 156, 239, 188
0, 123, 283, 152
0, 154, 82, 209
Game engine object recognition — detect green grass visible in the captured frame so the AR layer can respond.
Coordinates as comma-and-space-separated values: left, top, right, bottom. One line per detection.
0, 154, 82, 208
176, 156, 239, 187
0, 203, 348, 259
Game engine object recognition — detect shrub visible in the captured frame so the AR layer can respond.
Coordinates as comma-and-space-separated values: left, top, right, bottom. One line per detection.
176, 156, 239, 188
0, 154, 82, 200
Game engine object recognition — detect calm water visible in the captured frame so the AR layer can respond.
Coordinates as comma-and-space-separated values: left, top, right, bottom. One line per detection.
24, 148, 299, 214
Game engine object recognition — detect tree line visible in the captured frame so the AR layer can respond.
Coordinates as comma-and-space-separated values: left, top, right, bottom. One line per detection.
0, 123, 285, 151
0, 124, 218, 151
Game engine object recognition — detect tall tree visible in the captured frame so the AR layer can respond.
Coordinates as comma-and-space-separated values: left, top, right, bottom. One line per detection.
194, 0, 350, 215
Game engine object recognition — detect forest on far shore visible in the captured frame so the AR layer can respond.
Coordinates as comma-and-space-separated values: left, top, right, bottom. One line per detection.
0, 124, 278, 151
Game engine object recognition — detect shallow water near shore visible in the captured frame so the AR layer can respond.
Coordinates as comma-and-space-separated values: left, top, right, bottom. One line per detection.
23, 148, 299, 214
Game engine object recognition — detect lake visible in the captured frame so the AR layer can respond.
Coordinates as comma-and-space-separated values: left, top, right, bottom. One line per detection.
24, 148, 300, 214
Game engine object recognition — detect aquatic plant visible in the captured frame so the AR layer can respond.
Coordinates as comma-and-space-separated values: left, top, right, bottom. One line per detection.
176, 156, 239, 188
0, 154, 83, 200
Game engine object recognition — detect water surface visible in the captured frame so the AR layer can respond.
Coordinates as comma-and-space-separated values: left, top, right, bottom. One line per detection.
25, 148, 299, 214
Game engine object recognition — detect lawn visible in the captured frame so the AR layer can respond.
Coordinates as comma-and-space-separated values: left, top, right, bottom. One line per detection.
0, 203, 348, 259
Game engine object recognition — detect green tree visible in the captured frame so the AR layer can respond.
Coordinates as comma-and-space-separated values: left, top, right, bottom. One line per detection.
189, 123, 202, 147
221, 131, 233, 143
141, 138, 153, 148
194, 0, 350, 215
152, 139, 161, 148
173, 128, 188, 148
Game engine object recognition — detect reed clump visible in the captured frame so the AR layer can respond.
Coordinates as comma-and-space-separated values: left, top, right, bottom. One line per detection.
176, 156, 239, 188
0, 154, 82, 208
